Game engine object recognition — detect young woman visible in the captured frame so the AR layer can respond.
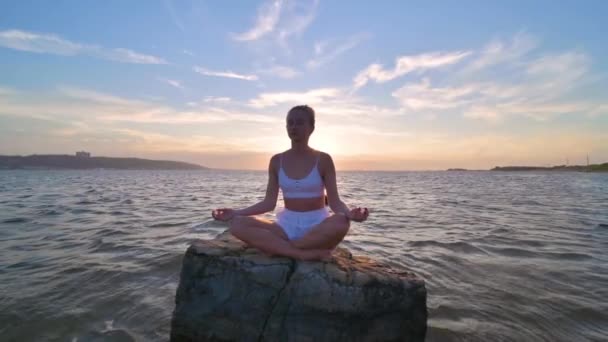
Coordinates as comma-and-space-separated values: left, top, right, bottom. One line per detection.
212, 105, 369, 261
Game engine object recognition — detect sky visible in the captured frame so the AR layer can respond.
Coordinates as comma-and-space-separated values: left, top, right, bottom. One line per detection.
1, 0, 607, 170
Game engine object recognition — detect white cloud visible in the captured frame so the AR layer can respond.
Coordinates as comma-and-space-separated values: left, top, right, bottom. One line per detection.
159, 78, 184, 89
164, 0, 186, 33
248, 87, 342, 108
105, 48, 166, 64
232, 0, 284, 41
465, 31, 538, 71
0, 86, 278, 125
392, 78, 477, 110
182, 49, 194, 56
314, 40, 327, 55
307, 33, 370, 69
194, 66, 258, 81
354, 50, 471, 89
258, 65, 300, 79
389, 34, 601, 123
233, 0, 318, 50
59, 87, 141, 106
276, 0, 319, 47
0, 29, 167, 64
203, 96, 232, 103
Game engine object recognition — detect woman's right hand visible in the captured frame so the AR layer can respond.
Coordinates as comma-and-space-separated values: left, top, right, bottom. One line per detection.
211, 208, 236, 221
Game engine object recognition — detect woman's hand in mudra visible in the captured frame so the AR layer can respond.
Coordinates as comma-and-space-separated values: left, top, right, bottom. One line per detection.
347, 207, 369, 222
212, 208, 236, 222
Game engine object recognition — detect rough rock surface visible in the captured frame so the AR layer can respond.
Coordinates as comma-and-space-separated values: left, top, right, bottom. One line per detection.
170, 231, 427, 341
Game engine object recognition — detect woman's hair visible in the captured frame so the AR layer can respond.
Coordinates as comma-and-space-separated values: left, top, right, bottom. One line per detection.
289, 105, 315, 127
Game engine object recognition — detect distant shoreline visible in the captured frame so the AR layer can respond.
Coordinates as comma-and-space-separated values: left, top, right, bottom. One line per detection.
448, 163, 608, 173
0, 154, 207, 170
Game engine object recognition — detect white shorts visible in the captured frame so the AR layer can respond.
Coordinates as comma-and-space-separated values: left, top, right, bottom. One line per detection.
276, 207, 330, 241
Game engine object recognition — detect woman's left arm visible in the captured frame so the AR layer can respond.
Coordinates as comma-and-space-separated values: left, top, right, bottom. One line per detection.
322, 152, 369, 222
322, 153, 352, 215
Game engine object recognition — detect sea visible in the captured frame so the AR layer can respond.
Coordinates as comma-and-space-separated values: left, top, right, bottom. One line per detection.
1, 169, 607, 341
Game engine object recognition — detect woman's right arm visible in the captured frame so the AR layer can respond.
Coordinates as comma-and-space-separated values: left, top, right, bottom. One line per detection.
233, 154, 280, 217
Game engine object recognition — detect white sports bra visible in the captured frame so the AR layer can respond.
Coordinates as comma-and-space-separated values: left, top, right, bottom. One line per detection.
278, 153, 325, 199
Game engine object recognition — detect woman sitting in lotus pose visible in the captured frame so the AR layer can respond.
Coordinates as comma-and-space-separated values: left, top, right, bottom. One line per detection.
212, 105, 369, 261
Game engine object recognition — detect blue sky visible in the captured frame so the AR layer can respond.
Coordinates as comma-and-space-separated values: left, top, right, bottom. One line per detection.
1, 0, 607, 170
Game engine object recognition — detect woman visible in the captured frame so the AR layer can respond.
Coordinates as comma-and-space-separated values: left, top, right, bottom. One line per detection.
212, 105, 369, 261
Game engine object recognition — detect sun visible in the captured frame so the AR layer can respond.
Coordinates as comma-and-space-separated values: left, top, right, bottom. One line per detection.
309, 131, 345, 156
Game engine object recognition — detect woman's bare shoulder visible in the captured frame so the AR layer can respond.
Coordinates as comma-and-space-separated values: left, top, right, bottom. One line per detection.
316, 151, 335, 171
268, 153, 284, 171
317, 150, 333, 161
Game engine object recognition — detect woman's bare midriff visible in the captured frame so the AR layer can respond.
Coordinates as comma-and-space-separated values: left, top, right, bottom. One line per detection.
284, 197, 325, 212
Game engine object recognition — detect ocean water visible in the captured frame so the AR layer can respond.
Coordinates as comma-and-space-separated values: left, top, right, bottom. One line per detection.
1, 169, 607, 341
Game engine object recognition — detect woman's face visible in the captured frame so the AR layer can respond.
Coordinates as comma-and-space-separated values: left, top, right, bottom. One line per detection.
286, 109, 313, 141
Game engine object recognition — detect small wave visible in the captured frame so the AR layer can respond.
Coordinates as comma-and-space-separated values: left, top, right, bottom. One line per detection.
73, 329, 136, 342
543, 251, 592, 261
150, 252, 184, 274
408, 240, 488, 255
486, 246, 539, 258
70, 208, 94, 214
39, 209, 62, 216
93, 228, 130, 238
489, 227, 511, 234
512, 199, 545, 206
596, 223, 608, 229
75, 200, 95, 205
121, 199, 134, 204
2, 217, 28, 223
514, 239, 545, 247
149, 221, 190, 228
87, 238, 127, 253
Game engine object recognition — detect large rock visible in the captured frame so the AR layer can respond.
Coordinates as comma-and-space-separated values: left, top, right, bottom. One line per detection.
170, 231, 427, 342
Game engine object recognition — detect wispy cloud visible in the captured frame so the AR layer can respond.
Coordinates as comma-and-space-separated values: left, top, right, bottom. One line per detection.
203, 96, 232, 103
392, 78, 477, 110
258, 65, 300, 79
465, 31, 537, 72
159, 78, 184, 89
163, 0, 186, 33
276, 0, 319, 47
354, 50, 471, 89
248, 87, 342, 108
193, 66, 258, 81
390, 34, 601, 123
0, 85, 278, 125
307, 33, 370, 69
233, 0, 318, 50
232, 0, 284, 41
0, 29, 167, 64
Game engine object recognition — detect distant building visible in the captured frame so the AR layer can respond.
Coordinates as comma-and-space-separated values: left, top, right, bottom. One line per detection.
76, 151, 91, 158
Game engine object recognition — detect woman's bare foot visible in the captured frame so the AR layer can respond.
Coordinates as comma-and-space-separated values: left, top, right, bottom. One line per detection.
295, 249, 333, 261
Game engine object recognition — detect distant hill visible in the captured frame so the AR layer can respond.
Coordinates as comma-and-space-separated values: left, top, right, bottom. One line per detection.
491, 163, 608, 172
0, 154, 207, 170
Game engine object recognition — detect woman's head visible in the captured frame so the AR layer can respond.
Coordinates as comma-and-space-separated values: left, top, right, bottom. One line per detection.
286, 105, 315, 141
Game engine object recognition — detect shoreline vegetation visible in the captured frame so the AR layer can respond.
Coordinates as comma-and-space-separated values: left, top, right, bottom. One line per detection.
0, 154, 206, 170
1, 154, 606, 172
448, 163, 608, 172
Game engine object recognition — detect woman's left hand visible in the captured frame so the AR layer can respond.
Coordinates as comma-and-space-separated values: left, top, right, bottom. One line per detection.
347, 207, 369, 222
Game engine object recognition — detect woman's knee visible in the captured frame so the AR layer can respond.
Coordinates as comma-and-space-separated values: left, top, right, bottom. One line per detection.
331, 213, 350, 234
229, 215, 249, 231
